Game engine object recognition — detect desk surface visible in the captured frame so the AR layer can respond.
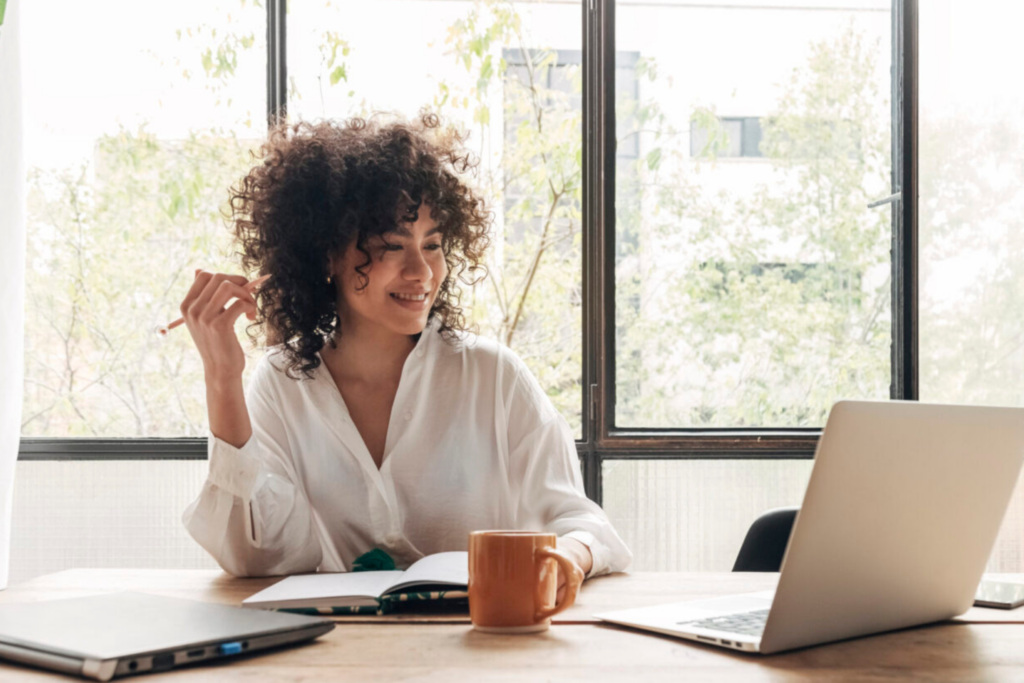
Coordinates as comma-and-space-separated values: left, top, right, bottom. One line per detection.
2, 569, 1020, 624
2, 570, 1024, 681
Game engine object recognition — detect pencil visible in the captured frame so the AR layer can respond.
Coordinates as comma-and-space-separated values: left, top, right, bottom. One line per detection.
155, 273, 272, 336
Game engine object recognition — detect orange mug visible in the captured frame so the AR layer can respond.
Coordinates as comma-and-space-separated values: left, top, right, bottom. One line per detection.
468, 530, 585, 633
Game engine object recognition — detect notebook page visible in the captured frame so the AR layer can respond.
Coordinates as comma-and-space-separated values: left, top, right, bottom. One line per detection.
384, 552, 469, 595
243, 570, 402, 608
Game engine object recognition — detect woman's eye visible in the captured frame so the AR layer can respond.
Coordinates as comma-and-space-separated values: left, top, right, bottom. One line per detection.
378, 243, 442, 253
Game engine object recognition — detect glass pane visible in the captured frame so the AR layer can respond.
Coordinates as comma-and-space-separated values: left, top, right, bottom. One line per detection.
288, 0, 584, 436
615, 3, 893, 428
603, 458, 1024, 573
10, 461, 217, 584
22, 0, 266, 437
602, 459, 813, 571
919, 1, 1024, 406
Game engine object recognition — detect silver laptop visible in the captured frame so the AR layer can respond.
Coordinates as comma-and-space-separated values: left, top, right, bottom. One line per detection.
595, 400, 1024, 654
0, 591, 335, 680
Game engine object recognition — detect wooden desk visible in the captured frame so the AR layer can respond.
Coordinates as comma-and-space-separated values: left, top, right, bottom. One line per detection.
2, 570, 1024, 681
4, 569, 1020, 624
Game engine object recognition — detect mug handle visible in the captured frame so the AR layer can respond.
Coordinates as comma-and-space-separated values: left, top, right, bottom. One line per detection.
533, 546, 585, 622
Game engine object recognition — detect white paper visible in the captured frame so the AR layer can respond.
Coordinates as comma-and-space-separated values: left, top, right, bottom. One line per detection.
384, 551, 469, 595
242, 551, 470, 608
243, 571, 399, 608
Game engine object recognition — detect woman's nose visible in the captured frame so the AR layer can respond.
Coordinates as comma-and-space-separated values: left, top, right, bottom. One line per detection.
403, 247, 433, 280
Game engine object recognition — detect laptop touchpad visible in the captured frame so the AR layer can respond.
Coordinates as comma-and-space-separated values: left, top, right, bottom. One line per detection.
599, 591, 774, 626
686, 593, 774, 615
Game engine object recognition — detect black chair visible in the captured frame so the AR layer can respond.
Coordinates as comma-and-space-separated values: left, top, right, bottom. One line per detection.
732, 506, 800, 572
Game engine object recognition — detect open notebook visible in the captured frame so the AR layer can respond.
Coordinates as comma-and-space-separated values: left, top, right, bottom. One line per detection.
242, 552, 469, 615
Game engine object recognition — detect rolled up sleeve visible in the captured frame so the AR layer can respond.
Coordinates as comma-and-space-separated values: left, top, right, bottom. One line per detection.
182, 360, 323, 577
505, 357, 633, 578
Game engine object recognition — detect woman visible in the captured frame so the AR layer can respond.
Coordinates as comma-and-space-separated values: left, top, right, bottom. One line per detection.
180, 112, 632, 587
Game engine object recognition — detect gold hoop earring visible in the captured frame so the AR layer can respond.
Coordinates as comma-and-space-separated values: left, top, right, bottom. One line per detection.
326, 274, 333, 285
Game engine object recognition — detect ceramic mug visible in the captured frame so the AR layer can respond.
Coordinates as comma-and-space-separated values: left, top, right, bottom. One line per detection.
467, 530, 585, 633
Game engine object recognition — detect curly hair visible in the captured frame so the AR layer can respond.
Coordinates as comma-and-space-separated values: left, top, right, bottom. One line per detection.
227, 111, 492, 379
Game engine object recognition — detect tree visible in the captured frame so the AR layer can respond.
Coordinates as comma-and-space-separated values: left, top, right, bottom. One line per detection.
23, 2, 264, 436
438, 0, 585, 433
22, 3, 902, 439
917, 112, 1024, 406
615, 24, 892, 428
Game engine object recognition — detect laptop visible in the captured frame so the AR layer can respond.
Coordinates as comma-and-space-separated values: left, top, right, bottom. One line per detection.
0, 591, 335, 680
595, 400, 1024, 654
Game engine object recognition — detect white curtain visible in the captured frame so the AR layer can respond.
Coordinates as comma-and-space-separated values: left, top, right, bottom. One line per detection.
0, 0, 25, 591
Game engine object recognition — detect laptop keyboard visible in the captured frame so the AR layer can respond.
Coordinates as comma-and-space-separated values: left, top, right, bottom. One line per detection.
678, 608, 770, 637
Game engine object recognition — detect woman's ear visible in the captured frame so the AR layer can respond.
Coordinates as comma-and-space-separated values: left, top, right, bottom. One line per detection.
327, 251, 345, 281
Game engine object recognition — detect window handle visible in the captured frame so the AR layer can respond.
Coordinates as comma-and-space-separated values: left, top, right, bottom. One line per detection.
867, 191, 901, 209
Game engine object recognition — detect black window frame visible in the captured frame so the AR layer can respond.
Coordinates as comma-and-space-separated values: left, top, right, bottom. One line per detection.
19, 0, 919, 512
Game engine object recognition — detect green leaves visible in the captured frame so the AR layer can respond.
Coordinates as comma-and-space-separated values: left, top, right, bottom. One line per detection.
165, 191, 184, 220
437, 0, 585, 432
477, 54, 493, 92
613, 25, 892, 428
23, 124, 257, 436
645, 148, 662, 171
318, 31, 351, 89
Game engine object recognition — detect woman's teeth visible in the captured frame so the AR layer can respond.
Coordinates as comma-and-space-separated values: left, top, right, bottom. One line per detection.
391, 292, 427, 301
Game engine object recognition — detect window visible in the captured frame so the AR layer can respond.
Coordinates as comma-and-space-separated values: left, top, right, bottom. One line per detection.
288, 1, 584, 435
689, 116, 763, 159
21, 0, 266, 440
613, 3, 893, 430
919, 0, 1024, 408
21, 0, 1024, 575
606, 0, 895, 569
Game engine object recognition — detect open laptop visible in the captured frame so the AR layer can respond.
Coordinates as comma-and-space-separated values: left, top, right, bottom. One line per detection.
595, 400, 1024, 654
0, 591, 335, 680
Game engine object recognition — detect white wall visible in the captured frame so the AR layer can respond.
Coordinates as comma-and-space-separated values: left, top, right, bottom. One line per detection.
9, 461, 216, 584
10, 456, 1024, 583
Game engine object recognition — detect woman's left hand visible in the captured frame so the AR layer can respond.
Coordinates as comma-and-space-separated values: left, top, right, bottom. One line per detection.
555, 537, 593, 603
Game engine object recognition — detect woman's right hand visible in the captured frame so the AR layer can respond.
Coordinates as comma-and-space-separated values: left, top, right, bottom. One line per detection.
179, 269, 258, 383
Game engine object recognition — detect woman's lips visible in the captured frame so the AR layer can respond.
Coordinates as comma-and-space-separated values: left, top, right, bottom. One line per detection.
389, 292, 430, 310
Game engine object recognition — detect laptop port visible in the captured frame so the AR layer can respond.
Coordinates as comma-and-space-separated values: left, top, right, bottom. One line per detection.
721, 640, 732, 646
187, 649, 205, 659
151, 654, 174, 671
696, 635, 716, 642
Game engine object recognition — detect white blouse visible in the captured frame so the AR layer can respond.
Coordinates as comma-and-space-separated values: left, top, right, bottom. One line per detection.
182, 316, 633, 578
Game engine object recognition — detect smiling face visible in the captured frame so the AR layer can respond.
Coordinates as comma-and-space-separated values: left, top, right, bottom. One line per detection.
332, 203, 448, 338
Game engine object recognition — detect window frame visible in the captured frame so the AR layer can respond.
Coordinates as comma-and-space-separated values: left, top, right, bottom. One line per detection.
19, 0, 919, 511
580, 0, 916, 502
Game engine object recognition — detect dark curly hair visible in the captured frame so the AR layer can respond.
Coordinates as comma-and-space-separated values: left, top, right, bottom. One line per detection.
227, 111, 492, 379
